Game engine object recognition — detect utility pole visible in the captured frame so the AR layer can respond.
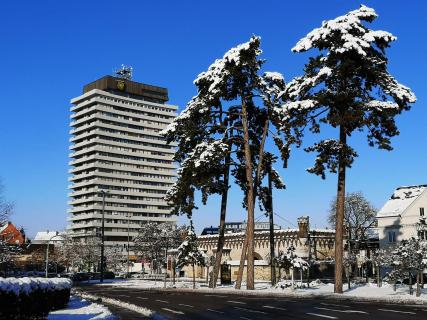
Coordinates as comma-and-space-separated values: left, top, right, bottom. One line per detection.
267, 163, 276, 286
45, 232, 61, 278
127, 213, 130, 277
100, 190, 106, 283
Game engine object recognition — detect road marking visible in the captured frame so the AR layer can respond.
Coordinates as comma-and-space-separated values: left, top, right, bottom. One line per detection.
320, 302, 350, 308
205, 294, 228, 298
315, 307, 367, 314
234, 307, 267, 314
155, 299, 169, 304
378, 308, 416, 315
136, 297, 148, 300
116, 294, 130, 298
263, 305, 287, 311
161, 308, 184, 315
207, 308, 224, 314
179, 303, 194, 308
240, 317, 252, 320
227, 300, 246, 305
306, 313, 338, 319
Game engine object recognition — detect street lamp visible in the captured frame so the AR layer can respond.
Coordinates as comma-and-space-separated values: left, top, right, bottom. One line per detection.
127, 212, 130, 277
45, 233, 63, 278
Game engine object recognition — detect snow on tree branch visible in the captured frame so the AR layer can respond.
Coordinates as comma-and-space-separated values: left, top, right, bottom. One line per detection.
292, 5, 395, 56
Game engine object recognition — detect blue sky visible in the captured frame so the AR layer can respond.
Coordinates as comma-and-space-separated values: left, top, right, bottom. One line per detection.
0, 1, 425, 237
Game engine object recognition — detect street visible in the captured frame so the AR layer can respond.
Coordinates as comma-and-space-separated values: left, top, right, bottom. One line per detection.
76, 284, 427, 320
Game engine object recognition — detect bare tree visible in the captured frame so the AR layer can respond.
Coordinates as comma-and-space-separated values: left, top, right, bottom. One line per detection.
0, 181, 19, 274
134, 222, 185, 274
328, 192, 377, 248
0, 181, 13, 226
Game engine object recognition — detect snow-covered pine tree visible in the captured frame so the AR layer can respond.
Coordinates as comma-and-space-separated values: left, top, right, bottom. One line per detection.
395, 238, 427, 296
163, 37, 289, 290
275, 246, 309, 289
371, 248, 390, 287
278, 5, 416, 293
343, 251, 357, 290
176, 222, 207, 289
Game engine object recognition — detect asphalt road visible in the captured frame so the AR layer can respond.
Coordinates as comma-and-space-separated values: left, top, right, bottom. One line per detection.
77, 285, 427, 320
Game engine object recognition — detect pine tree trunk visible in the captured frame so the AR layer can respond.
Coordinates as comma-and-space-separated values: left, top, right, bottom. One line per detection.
334, 125, 346, 294
291, 267, 295, 290
409, 271, 413, 295
237, 110, 270, 290
239, 98, 256, 290
267, 164, 276, 287
211, 137, 231, 288
300, 269, 303, 288
416, 270, 421, 297
346, 267, 350, 290
377, 265, 381, 287
192, 262, 196, 290
235, 237, 248, 290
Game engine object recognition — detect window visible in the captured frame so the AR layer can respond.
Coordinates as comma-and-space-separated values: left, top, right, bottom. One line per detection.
388, 231, 396, 243
420, 207, 425, 217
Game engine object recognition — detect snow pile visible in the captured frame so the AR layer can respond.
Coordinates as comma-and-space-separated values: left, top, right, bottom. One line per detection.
48, 295, 115, 320
377, 185, 427, 217
77, 291, 153, 318
0, 277, 72, 295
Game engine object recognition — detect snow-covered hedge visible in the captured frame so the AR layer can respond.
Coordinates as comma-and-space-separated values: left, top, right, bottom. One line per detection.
0, 277, 71, 319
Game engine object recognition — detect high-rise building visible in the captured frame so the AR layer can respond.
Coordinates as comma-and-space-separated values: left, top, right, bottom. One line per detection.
68, 72, 177, 255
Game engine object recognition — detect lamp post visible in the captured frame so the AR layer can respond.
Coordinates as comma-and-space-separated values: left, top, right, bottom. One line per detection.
100, 190, 107, 283
45, 233, 63, 278
127, 212, 130, 277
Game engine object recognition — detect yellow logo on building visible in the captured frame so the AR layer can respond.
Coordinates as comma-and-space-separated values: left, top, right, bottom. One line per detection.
117, 80, 126, 91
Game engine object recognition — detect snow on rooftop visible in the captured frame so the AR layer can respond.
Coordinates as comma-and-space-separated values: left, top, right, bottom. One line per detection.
33, 231, 64, 242
198, 228, 334, 239
0, 224, 8, 234
377, 185, 427, 217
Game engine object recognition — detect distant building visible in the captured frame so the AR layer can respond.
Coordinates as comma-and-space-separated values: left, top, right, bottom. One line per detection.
177, 216, 335, 281
67, 71, 177, 256
200, 221, 281, 235
32, 231, 64, 245
376, 185, 427, 249
0, 222, 26, 246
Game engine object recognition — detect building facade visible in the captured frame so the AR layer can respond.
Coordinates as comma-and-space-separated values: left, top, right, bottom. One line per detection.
68, 74, 177, 255
175, 217, 335, 281
0, 222, 26, 246
201, 221, 281, 235
376, 185, 427, 249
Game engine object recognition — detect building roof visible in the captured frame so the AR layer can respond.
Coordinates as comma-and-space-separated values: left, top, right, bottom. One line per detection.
377, 185, 427, 218
33, 231, 64, 243
198, 228, 334, 240
0, 223, 8, 234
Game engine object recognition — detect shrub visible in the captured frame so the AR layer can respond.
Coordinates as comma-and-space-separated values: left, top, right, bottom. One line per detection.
0, 277, 71, 319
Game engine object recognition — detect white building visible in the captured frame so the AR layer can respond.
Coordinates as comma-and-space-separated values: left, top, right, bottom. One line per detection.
376, 185, 427, 249
32, 231, 64, 245
68, 73, 177, 256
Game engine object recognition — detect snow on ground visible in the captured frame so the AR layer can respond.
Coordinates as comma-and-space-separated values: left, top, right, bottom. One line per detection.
48, 295, 115, 320
94, 278, 427, 304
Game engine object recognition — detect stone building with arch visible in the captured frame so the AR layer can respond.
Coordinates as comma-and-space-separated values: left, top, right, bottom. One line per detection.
177, 216, 335, 281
